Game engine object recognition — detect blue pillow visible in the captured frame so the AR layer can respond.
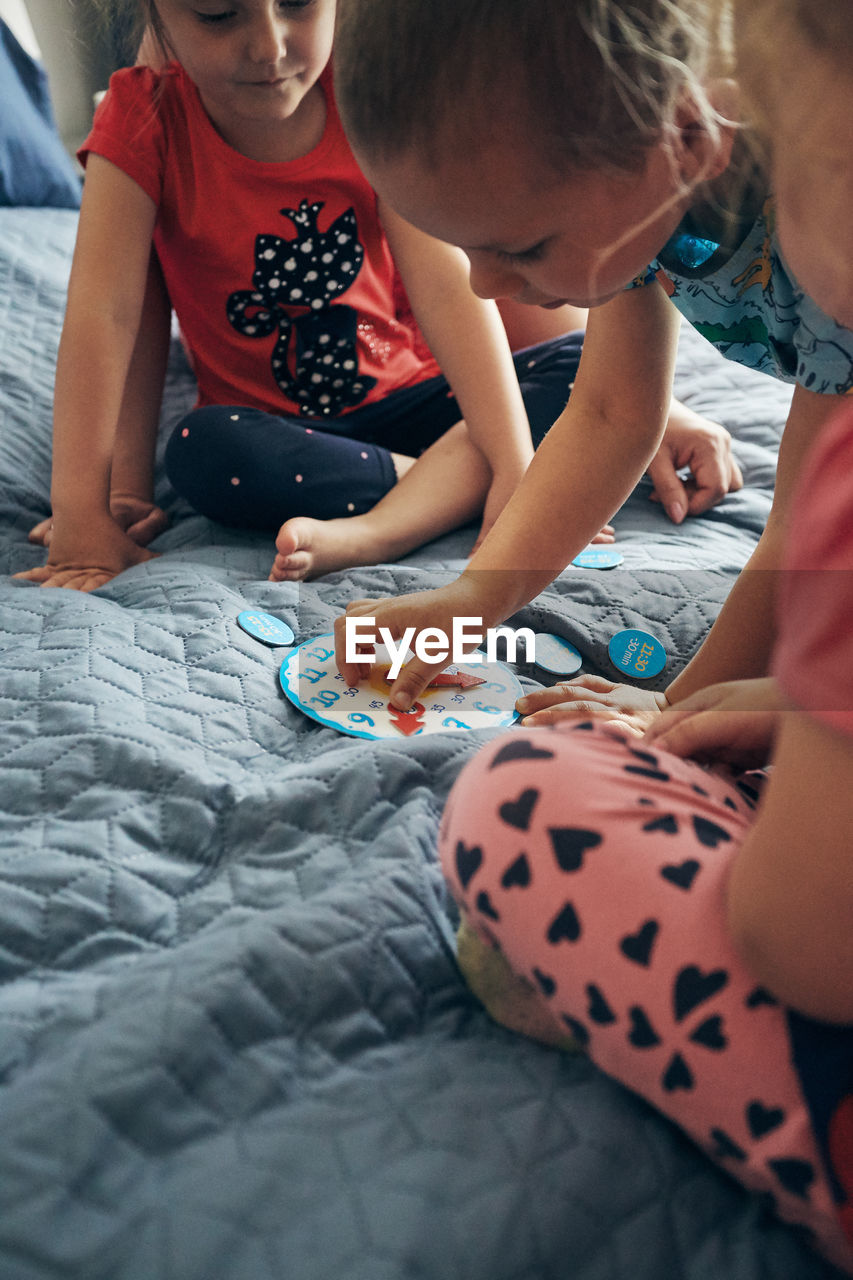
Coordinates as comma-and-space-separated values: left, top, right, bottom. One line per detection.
0, 18, 82, 208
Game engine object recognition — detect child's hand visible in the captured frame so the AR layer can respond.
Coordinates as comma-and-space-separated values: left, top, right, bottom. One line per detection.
334, 578, 493, 708
109, 494, 169, 546
15, 515, 157, 591
649, 408, 743, 523
645, 677, 785, 766
516, 675, 667, 734
29, 496, 168, 551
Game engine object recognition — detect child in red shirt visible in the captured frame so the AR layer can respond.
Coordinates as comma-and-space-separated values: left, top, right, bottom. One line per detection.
19, 0, 737, 590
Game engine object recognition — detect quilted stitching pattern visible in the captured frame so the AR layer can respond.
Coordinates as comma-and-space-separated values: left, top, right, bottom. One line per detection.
0, 210, 841, 1280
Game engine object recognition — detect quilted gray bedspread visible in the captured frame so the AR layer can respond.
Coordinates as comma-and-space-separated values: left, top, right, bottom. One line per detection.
0, 208, 839, 1279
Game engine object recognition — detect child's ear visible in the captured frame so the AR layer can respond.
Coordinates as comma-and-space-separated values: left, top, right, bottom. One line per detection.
673, 79, 739, 185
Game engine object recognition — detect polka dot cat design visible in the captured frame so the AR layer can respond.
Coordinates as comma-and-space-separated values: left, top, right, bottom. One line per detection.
226, 200, 377, 417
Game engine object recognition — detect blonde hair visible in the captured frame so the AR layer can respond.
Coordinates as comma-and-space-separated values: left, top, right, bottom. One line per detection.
334, 0, 735, 175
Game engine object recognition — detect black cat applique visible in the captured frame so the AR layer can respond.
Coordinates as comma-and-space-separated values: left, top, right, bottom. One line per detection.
226, 200, 377, 417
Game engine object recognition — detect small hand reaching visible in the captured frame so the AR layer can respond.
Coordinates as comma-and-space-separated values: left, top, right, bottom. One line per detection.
649, 405, 743, 523
16, 514, 158, 591
28, 495, 168, 550
644, 677, 785, 767
516, 674, 668, 735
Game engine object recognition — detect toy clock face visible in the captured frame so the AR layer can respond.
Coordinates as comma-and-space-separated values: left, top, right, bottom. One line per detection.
279, 633, 523, 739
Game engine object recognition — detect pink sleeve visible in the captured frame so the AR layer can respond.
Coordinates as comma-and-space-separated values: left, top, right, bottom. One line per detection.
772, 401, 853, 735
76, 66, 167, 208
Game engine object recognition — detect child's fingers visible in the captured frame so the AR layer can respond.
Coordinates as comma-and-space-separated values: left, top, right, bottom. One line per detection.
125, 506, 169, 546
333, 604, 377, 684
27, 517, 53, 546
387, 662, 443, 710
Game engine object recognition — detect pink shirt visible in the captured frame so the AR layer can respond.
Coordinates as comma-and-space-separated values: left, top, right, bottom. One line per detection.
773, 401, 853, 735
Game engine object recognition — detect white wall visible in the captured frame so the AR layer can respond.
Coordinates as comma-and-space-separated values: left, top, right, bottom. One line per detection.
0, 0, 40, 57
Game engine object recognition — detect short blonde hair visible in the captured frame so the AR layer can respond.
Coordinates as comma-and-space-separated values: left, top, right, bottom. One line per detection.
334, 0, 734, 175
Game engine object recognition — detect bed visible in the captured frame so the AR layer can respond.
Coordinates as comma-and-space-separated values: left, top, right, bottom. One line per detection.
0, 204, 842, 1280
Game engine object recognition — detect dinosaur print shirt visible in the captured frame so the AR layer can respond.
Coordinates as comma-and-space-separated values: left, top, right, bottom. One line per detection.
633, 197, 853, 397
80, 64, 440, 419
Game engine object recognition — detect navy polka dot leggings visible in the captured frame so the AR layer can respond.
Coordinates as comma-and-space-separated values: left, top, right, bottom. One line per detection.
164, 335, 583, 529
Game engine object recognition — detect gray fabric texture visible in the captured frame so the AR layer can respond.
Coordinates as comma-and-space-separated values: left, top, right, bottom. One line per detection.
0, 208, 840, 1280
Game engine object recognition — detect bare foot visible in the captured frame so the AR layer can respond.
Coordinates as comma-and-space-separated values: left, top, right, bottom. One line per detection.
269, 514, 402, 581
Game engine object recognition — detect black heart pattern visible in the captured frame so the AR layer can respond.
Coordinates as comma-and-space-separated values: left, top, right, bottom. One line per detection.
737, 780, 761, 808
561, 1014, 590, 1047
501, 853, 531, 890
662, 1052, 694, 1092
746, 987, 778, 1010
660, 859, 701, 890
692, 816, 732, 848
768, 1158, 815, 1200
586, 984, 617, 1025
490, 739, 555, 769
747, 1101, 785, 1140
619, 920, 659, 967
643, 813, 679, 835
709, 1128, 747, 1162
625, 764, 672, 783
533, 968, 556, 998
549, 827, 603, 872
673, 965, 729, 1021
476, 890, 500, 921
689, 1014, 727, 1051
455, 841, 482, 890
499, 788, 540, 831
628, 1006, 661, 1048
547, 902, 581, 945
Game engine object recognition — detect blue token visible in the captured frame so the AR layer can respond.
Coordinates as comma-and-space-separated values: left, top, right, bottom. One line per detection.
533, 632, 583, 676
608, 629, 667, 680
237, 610, 295, 647
572, 548, 624, 570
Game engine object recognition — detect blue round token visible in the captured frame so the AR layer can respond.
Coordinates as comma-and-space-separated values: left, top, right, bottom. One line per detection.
533, 632, 583, 676
608, 629, 667, 680
237, 610, 295, 647
572, 548, 624, 570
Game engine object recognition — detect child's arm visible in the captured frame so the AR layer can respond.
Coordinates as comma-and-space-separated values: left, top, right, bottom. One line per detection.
335, 281, 682, 702
108, 250, 171, 545
726, 711, 853, 1024
665, 384, 840, 698
520, 384, 842, 729
378, 201, 533, 542
16, 155, 161, 591
28, 250, 172, 552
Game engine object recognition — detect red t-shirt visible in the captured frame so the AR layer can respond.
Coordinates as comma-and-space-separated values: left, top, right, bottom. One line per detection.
79, 63, 439, 418
773, 401, 853, 735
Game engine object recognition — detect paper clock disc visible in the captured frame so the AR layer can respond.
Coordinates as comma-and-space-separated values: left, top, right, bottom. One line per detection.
279, 633, 523, 739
